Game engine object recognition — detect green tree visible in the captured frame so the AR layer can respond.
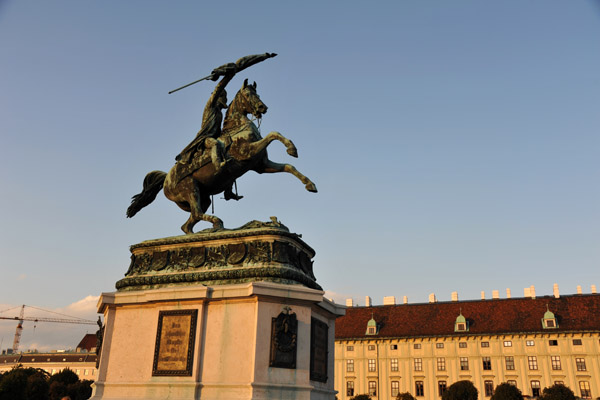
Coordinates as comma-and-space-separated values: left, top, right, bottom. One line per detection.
397, 392, 417, 400
351, 395, 372, 400
442, 380, 479, 400
540, 384, 576, 400
491, 383, 523, 400
0, 366, 49, 400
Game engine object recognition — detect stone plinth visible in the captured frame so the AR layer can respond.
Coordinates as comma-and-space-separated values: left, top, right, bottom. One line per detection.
91, 222, 344, 400
118, 220, 321, 292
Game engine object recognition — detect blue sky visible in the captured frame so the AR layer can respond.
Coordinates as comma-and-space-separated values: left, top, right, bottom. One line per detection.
1, 1, 599, 350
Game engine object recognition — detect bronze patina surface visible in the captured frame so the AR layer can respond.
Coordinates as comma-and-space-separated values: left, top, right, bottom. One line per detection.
117, 219, 321, 291
269, 307, 298, 369
126, 53, 317, 234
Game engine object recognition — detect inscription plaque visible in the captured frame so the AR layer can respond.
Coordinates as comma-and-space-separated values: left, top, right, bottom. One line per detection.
310, 317, 328, 382
269, 309, 297, 369
152, 309, 198, 376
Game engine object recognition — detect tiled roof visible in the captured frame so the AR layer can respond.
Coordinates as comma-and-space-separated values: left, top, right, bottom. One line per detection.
77, 333, 97, 351
335, 294, 600, 339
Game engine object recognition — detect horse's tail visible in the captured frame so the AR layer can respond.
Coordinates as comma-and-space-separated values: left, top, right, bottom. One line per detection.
126, 170, 167, 218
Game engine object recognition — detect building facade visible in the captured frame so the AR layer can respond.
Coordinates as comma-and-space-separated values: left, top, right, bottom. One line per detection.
0, 334, 98, 380
335, 293, 600, 399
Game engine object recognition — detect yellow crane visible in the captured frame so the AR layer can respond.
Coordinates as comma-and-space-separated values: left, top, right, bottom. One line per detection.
0, 304, 97, 353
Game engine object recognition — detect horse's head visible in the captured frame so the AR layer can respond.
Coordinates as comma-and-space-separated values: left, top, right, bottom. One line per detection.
233, 78, 268, 119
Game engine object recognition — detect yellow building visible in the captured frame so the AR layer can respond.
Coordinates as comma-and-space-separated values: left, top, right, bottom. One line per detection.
0, 334, 98, 380
335, 291, 600, 399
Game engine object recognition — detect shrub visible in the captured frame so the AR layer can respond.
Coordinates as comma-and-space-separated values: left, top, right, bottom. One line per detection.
442, 380, 479, 400
491, 383, 523, 400
540, 384, 576, 400
397, 392, 417, 400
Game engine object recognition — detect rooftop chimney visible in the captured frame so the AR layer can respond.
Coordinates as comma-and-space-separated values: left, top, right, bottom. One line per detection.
524, 287, 531, 298
365, 296, 372, 307
492, 290, 499, 299
403, 296, 408, 304
506, 288, 511, 298
428, 293, 437, 303
577, 285, 582, 295
481, 291, 485, 300
346, 298, 353, 307
553, 283, 560, 298
451, 291, 459, 302
383, 296, 396, 306
592, 285, 597, 294
530, 285, 536, 299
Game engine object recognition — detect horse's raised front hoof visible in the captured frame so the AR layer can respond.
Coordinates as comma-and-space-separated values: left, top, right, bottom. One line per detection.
287, 146, 298, 158
305, 182, 318, 193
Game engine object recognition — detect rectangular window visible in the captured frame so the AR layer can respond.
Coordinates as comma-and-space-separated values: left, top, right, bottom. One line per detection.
531, 381, 541, 397
415, 381, 424, 397
549, 339, 558, 346
391, 381, 400, 397
460, 357, 469, 371
505, 356, 515, 370
368, 344, 375, 351
481, 341, 490, 348
482, 357, 492, 370
579, 381, 592, 399
528, 356, 538, 370
414, 343, 421, 349
526, 340, 535, 346
368, 381, 377, 396
346, 359, 354, 372
485, 381, 494, 397
438, 381, 447, 396
459, 342, 467, 348
391, 344, 398, 350
554, 381, 564, 385
368, 359, 376, 372
437, 357, 446, 371
507, 380, 517, 386
503, 340, 512, 347
436, 343, 444, 349
346, 345, 354, 351
551, 356, 561, 370
576, 358, 587, 371
414, 358, 422, 371
367, 326, 376, 334
346, 381, 354, 397
391, 358, 399, 372
573, 339, 582, 346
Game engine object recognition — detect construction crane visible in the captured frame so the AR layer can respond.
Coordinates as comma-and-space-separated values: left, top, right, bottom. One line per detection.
0, 304, 97, 353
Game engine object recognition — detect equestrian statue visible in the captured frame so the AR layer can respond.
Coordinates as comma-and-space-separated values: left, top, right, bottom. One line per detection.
126, 53, 317, 234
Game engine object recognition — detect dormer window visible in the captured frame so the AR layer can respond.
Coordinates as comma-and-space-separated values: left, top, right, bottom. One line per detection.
365, 314, 379, 335
454, 310, 469, 332
542, 305, 558, 329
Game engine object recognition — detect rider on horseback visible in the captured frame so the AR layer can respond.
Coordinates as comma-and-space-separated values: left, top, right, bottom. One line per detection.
175, 53, 277, 201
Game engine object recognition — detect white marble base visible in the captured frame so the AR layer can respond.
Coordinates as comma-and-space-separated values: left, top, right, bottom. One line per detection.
90, 282, 345, 400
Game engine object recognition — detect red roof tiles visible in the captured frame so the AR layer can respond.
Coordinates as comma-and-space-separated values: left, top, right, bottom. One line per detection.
335, 294, 600, 339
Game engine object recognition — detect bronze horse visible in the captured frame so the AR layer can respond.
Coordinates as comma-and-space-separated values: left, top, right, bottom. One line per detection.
127, 79, 317, 234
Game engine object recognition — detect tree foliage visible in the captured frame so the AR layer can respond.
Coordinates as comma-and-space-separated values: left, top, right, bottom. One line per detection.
351, 395, 372, 400
0, 366, 91, 400
397, 392, 417, 400
442, 380, 479, 400
540, 384, 576, 400
491, 383, 523, 400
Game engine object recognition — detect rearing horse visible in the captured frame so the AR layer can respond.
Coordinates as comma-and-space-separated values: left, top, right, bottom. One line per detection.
126, 79, 317, 234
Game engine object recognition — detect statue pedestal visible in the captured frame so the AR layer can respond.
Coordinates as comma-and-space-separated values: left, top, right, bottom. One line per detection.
91, 222, 345, 400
